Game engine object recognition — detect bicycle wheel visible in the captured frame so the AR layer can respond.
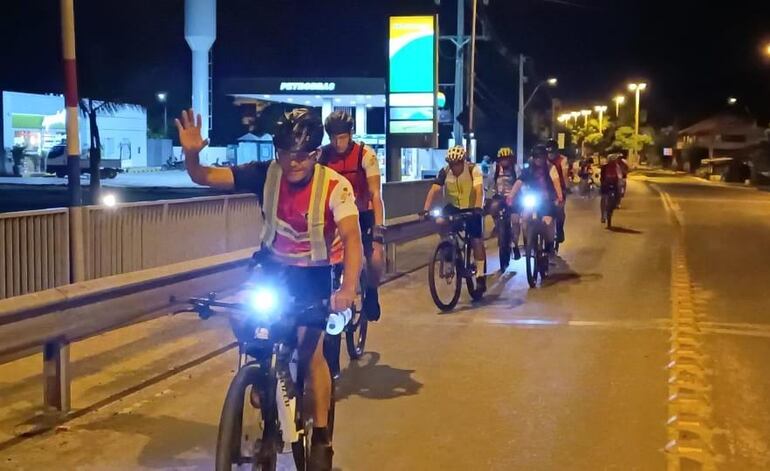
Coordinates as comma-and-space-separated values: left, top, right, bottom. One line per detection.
345, 273, 368, 360
429, 240, 462, 311
215, 363, 276, 471
345, 314, 368, 360
465, 243, 485, 302
525, 222, 539, 288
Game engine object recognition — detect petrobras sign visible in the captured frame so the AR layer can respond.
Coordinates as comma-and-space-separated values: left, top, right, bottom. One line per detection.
279, 82, 336, 92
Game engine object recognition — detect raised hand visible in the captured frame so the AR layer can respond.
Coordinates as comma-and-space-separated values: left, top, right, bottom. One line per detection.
174, 109, 209, 157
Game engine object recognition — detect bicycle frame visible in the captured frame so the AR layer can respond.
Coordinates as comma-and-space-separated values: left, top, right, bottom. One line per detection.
189, 294, 331, 464
442, 214, 476, 280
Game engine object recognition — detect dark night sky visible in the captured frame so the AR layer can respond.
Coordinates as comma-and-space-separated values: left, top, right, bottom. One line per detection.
1, 0, 769, 146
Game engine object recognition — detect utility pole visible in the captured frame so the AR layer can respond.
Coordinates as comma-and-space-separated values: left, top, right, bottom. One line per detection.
516, 54, 525, 168
60, 0, 81, 207
467, 0, 478, 142
452, 0, 466, 145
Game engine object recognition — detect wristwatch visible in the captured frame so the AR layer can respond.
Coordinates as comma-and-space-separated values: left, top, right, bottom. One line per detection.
373, 224, 386, 244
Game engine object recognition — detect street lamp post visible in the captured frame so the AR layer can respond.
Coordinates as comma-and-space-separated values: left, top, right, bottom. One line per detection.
569, 111, 579, 124
156, 92, 168, 138
628, 82, 647, 165
516, 66, 557, 167
613, 95, 625, 118
580, 109, 591, 127
594, 105, 608, 132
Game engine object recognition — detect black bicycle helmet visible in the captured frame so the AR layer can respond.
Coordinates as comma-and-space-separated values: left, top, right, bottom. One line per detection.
273, 108, 324, 152
324, 110, 354, 136
545, 138, 558, 152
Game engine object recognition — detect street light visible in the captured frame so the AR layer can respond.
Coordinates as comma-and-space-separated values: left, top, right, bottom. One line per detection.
594, 105, 608, 132
580, 109, 591, 127
613, 95, 626, 117
156, 92, 168, 138
517, 74, 558, 166
628, 82, 647, 164
570, 111, 580, 126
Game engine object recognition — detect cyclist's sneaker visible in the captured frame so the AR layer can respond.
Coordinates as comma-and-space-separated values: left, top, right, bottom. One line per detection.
308, 443, 334, 471
512, 245, 521, 260
476, 276, 487, 294
363, 287, 381, 321
601, 216, 606, 224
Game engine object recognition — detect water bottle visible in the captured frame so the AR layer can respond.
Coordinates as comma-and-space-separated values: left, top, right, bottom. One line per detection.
326, 309, 352, 335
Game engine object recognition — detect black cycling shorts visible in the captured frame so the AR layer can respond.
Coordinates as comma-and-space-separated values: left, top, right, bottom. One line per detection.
444, 204, 483, 239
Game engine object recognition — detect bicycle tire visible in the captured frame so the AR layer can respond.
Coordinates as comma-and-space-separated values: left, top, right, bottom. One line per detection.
429, 240, 462, 311
345, 315, 368, 359
525, 223, 538, 288
345, 272, 369, 360
215, 363, 276, 471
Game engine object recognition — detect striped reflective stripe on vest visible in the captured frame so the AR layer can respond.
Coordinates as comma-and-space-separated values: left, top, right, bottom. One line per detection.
261, 161, 331, 262
309, 165, 331, 262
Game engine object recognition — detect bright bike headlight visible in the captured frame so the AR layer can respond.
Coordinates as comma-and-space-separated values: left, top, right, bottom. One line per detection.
523, 194, 539, 209
247, 288, 280, 321
431, 208, 442, 218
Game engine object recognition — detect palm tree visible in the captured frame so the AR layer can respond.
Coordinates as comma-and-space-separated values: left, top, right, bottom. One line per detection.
79, 99, 142, 197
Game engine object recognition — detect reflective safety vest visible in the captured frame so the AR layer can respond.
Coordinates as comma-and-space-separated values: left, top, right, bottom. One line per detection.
261, 161, 333, 263
320, 142, 370, 212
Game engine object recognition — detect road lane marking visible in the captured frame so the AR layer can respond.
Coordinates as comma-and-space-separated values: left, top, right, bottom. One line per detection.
652, 184, 721, 470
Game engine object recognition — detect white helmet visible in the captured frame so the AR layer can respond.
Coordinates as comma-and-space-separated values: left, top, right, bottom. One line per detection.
445, 145, 467, 163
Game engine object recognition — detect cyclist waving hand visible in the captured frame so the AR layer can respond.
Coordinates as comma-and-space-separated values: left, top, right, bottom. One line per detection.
177, 108, 361, 470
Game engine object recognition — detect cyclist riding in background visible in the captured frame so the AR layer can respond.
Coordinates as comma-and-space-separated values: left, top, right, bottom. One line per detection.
507, 144, 564, 255
423, 145, 488, 293
617, 153, 630, 207
600, 153, 623, 223
320, 111, 385, 321
177, 107, 362, 471
546, 138, 569, 245
488, 146, 522, 261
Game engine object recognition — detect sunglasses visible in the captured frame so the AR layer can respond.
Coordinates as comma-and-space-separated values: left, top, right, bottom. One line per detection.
276, 149, 318, 163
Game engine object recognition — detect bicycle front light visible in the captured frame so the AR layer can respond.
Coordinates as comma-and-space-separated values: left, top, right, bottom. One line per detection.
247, 287, 280, 321
431, 208, 442, 218
523, 194, 539, 210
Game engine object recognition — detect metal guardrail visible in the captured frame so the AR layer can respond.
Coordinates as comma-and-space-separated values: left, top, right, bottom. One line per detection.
0, 198, 438, 415
81, 194, 261, 280
0, 208, 70, 299
0, 195, 262, 299
0, 248, 257, 412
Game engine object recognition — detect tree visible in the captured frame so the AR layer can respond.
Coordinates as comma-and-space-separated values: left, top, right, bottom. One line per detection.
612, 126, 654, 156
563, 117, 615, 156
79, 99, 142, 197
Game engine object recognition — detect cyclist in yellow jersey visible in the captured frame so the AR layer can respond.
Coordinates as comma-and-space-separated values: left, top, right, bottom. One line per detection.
423, 145, 487, 292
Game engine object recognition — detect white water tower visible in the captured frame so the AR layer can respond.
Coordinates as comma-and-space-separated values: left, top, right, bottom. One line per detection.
185, 0, 216, 160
